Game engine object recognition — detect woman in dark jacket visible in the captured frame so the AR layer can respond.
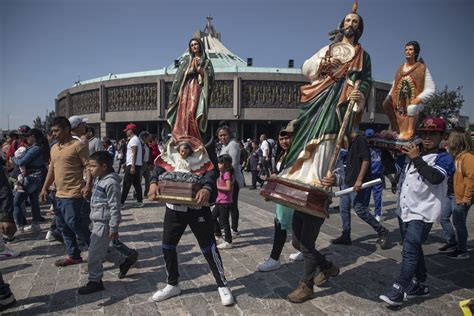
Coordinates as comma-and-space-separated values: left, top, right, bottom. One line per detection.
11, 128, 49, 232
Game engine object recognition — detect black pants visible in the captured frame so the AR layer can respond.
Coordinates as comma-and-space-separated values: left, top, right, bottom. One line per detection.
162, 206, 227, 287
121, 165, 142, 204
251, 170, 264, 188
212, 203, 233, 243
262, 159, 272, 178
230, 182, 240, 232
292, 210, 331, 287
270, 218, 288, 261
141, 163, 151, 197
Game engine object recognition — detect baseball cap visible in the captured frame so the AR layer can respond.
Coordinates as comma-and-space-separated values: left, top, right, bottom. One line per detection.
279, 119, 296, 136
123, 123, 137, 132
18, 125, 31, 135
417, 117, 446, 133
364, 129, 375, 138
68, 116, 88, 129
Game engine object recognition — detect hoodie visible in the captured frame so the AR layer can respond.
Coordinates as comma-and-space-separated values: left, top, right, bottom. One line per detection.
90, 172, 122, 232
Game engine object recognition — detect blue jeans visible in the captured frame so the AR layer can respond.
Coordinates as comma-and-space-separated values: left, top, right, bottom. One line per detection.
339, 184, 385, 238
440, 195, 456, 246
370, 174, 383, 216
56, 198, 91, 260
13, 189, 42, 226
396, 219, 432, 289
452, 203, 471, 252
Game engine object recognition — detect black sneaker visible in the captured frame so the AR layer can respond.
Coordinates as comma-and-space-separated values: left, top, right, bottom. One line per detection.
379, 283, 405, 306
405, 279, 430, 299
447, 249, 470, 260
331, 235, 352, 245
378, 229, 389, 249
77, 281, 104, 295
0, 292, 16, 312
118, 250, 139, 279
438, 243, 457, 253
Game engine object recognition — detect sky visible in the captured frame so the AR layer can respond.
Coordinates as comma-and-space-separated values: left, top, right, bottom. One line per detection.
1, 0, 473, 130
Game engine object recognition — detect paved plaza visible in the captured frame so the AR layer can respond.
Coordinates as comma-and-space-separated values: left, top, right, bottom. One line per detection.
2, 179, 473, 315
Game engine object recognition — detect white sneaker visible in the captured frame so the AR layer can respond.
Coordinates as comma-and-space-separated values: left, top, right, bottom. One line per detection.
217, 241, 233, 249
0, 246, 21, 259
45, 231, 55, 241
24, 223, 41, 233
232, 230, 240, 238
289, 251, 304, 261
218, 286, 234, 306
256, 257, 281, 272
17, 226, 25, 233
375, 215, 382, 222
151, 284, 181, 302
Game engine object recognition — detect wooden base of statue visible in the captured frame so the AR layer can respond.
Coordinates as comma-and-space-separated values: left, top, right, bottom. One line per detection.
260, 177, 330, 218
156, 180, 206, 206
367, 136, 421, 152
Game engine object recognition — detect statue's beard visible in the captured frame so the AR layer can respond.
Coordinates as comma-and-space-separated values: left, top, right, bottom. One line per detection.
342, 26, 356, 38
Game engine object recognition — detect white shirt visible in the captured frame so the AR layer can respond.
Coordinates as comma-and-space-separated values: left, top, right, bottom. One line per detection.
126, 135, 142, 166
260, 140, 270, 158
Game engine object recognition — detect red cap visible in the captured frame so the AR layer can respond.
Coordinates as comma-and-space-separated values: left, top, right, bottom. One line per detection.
417, 117, 446, 133
123, 123, 137, 132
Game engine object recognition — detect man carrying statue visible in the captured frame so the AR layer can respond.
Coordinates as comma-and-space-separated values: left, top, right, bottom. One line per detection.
383, 41, 435, 141
272, 4, 373, 303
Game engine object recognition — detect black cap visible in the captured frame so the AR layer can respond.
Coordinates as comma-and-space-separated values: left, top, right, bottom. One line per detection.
18, 125, 31, 135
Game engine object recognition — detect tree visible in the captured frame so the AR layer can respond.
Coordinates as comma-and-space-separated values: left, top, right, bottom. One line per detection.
421, 86, 464, 128
33, 116, 43, 129
32, 110, 55, 131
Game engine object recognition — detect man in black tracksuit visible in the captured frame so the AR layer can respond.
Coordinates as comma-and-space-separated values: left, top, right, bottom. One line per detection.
147, 145, 234, 306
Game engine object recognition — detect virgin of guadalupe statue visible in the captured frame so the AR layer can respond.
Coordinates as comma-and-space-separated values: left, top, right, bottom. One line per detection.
279, 8, 372, 187
155, 38, 215, 175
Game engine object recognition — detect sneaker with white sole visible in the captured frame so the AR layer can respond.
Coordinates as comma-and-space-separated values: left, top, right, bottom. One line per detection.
375, 215, 382, 222
256, 257, 281, 272
45, 231, 55, 241
24, 223, 41, 233
218, 286, 234, 306
217, 241, 233, 250
289, 251, 304, 261
151, 284, 181, 302
232, 230, 240, 238
0, 246, 21, 259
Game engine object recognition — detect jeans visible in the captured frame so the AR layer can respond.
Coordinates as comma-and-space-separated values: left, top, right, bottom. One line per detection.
13, 189, 42, 226
230, 182, 240, 232
440, 194, 456, 246
270, 218, 287, 261
396, 219, 432, 289
452, 203, 471, 252
56, 198, 91, 260
370, 174, 383, 217
339, 184, 385, 238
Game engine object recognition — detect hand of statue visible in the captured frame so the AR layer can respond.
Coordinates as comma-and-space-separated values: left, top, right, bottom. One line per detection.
148, 183, 159, 201
401, 143, 420, 160
329, 58, 343, 69
195, 188, 210, 206
349, 89, 363, 104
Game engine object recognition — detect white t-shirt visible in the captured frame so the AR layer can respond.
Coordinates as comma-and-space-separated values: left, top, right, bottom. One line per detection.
260, 140, 270, 158
126, 135, 142, 166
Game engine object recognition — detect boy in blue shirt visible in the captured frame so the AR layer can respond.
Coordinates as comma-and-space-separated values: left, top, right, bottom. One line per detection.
380, 117, 454, 306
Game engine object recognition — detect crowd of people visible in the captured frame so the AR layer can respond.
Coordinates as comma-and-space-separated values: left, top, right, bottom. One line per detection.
0, 113, 472, 310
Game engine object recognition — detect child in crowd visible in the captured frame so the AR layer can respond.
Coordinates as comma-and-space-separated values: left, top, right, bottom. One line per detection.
212, 154, 235, 249
380, 117, 454, 306
77, 151, 136, 295
445, 128, 473, 259
13, 146, 27, 192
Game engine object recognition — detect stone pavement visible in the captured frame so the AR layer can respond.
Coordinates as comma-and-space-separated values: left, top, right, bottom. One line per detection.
2, 184, 473, 315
